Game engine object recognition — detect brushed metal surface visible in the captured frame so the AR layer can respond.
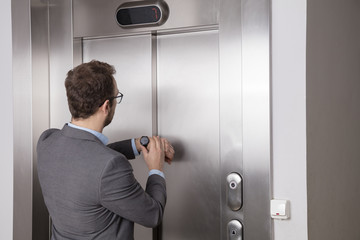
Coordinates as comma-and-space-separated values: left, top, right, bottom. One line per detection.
157, 30, 220, 240
82, 35, 154, 240
49, 0, 73, 129
241, 0, 272, 239
73, 0, 219, 38
218, 0, 244, 237
151, 35, 158, 135
219, 0, 271, 239
31, 1, 51, 239
73, 38, 83, 67
13, 0, 33, 239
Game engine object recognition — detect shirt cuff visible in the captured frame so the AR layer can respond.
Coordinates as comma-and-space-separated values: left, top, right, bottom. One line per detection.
131, 138, 140, 157
149, 169, 165, 179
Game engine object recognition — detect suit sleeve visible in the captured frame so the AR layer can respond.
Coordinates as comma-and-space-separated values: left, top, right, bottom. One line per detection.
99, 155, 166, 228
107, 139, 136, 160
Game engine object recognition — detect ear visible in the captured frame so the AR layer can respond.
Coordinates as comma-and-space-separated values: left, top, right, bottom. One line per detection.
99, 100, 110, 114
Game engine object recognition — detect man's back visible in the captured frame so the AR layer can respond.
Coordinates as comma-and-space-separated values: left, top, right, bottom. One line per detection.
37, 124, 166, 240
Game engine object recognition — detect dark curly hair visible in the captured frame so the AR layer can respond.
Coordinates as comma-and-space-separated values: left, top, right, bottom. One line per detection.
65, 60, 116, 119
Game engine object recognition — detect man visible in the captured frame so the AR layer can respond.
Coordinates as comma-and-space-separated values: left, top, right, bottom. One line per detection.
37, 60, 174, 239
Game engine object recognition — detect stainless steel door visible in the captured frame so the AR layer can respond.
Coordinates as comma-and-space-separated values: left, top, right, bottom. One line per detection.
157, 30, 220, 240
82, 29, 220, 239
82, 35, 154, 239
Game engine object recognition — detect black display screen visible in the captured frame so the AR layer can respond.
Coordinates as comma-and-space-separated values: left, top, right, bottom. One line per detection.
116, 6, 162, 26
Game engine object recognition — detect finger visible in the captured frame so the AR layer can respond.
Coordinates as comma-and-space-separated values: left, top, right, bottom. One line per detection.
167, 150, 175, 159
151, 136, 159, 149
165, 158, 172, 165
154, 136, 163, 151
167, 144, 175, 153
165, 149, 174, 163
161, 138, 172, 152
165, 154, 174, 164
165, 146, 175, 158
159, 136, 165, 151
140, 145, 148, 156
161, 138, 167, 146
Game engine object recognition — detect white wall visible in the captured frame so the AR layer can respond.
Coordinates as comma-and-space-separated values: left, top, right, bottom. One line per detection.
0, 0, 14, 239
272, 0, 308, 239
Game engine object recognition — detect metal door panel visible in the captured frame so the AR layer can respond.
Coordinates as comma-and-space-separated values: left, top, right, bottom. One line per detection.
49, 0, 73, 129
82, 35, 153, 240
74, 0, 219, 38
157, 30, 220, 240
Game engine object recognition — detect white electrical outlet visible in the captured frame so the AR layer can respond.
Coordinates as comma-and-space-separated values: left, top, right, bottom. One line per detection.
271, 199, 290, 220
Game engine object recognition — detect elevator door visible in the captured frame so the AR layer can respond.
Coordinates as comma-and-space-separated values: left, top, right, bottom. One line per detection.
82, 30, 220, 239
83, 34, 154, 239
157, 31, 220, 240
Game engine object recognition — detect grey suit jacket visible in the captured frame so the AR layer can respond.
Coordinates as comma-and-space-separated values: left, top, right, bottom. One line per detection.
37, 124, 166, 240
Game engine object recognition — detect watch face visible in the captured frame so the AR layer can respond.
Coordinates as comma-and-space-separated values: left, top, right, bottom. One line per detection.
140, 136, 149, 147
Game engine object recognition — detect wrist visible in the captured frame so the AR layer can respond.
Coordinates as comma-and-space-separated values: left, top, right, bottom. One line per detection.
135, 137, 142, 153
149, 169, 165, 179
149, 168, 163, 171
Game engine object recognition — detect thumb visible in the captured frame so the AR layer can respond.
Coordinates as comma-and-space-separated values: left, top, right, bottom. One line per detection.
140, 145, 148, 157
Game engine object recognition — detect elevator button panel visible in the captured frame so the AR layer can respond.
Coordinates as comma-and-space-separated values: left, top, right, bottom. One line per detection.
226, 172, 243, 211
227, 220, 243, 240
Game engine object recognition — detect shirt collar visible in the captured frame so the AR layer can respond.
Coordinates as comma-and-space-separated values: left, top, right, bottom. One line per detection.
67, 122, 109, 145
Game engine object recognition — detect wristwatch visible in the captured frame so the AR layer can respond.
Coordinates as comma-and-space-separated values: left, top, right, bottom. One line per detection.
140, 136, 150, 148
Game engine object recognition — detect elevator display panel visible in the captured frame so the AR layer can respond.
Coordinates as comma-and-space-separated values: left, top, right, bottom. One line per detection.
116, 0, 169, 28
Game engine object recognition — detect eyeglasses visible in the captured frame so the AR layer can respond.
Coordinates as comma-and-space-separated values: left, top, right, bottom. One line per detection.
109, 92, 124, 104
99, 92, 124, 107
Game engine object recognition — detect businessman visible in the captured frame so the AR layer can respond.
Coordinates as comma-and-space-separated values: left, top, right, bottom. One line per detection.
37, 60, 174, 240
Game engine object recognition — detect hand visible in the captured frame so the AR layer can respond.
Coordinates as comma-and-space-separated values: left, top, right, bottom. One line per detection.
140, 136, 165, 171
161, 138, 175, 165
135, 137, 143, 153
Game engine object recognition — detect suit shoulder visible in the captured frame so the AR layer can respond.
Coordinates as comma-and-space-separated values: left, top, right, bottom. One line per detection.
37, 128, 60, 150
39, 128, 60, 140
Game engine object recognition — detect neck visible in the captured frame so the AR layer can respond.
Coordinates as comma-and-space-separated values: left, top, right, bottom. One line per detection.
71, 115, 104, 133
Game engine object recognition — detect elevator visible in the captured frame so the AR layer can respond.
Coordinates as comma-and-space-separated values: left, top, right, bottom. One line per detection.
28, 0, 271, 239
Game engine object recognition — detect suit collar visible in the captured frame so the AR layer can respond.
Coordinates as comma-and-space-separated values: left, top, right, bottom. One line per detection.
61, 124, 104, 144
67, 122, 108, 145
